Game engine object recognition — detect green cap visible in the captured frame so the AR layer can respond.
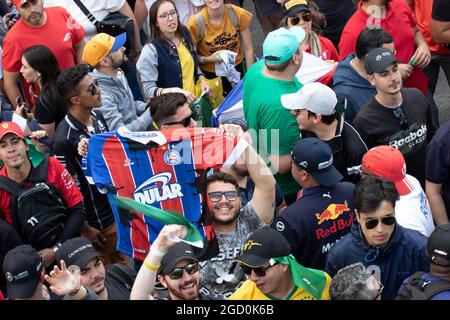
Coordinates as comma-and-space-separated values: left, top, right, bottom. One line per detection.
263, 27, 306, 64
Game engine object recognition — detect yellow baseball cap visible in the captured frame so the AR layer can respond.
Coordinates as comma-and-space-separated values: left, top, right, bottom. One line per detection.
82, 32, 127, 67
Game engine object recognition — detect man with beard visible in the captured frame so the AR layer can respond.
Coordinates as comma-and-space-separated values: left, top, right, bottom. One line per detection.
83, 33, 152, 131
2, 0, 85, 110
54, 64, 128, 266
131, 224, 213, 300
353, 47, 436, 187
56, 237, 137, 300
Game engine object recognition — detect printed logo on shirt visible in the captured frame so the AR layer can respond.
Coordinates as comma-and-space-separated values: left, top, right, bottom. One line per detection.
385, 122, 427, 157
61, 169, 74, 190
163, 149, 182, 166
315, 201, 350, 225
206, 31, 239, 55
63, 32, 72, 42
133, 172, 183, 205
276, 221, 285, 232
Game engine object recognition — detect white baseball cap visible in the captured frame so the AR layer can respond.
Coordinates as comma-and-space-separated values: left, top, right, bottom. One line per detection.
281, 82, 338, 115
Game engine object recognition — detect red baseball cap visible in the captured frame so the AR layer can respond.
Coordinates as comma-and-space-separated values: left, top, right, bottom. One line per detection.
362, 145, 414, 196
12, 0, 28, 7
0, 122, 25, 140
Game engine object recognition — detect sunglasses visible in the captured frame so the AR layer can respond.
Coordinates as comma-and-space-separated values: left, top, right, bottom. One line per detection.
208, 191, 239, 202
289, 12, 312, 25
88, 80, 100, 96
167, 262, 199, 280
364, 216, 396, 230
240, 262, 279, 277
374, 281, 384, 300
392, 107, 409, 130
164, 115, 192, 127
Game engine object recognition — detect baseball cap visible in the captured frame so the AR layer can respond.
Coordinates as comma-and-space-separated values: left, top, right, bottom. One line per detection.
0, 121, 25, 140
281, 82, 338, 115
3, 245, 44, 299
364, 47, 401, 75
12, 0, 27, 7
233, 228, 291, 267
159, 242, 198, 275
55, 237, 101, 270
362, 145, 413, 196
283, 0, 311, 18
292, 137, 343, 187
427, 224, 450, 267
82, 32, 127, 67
263, 26, 306, 64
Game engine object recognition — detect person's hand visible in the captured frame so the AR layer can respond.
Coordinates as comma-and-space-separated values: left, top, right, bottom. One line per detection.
201, 82, 213, 98
81, 224, 106, 250
14, 103, 26, 118
77, 138, 89, 157
29, 130, 47, 140
398, 63, 413, 80
412, 44, 431, 69
152, 225, 188, 253
219, 123, 243, 137
163, 87, 196, 103
45, 260, 81, 297
38, 248, 56, 268
3, 12, 19, 31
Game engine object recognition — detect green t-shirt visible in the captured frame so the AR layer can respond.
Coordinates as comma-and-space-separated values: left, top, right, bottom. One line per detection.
243, 60, 302, 196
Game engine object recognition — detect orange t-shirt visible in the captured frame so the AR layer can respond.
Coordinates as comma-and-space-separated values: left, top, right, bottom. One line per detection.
188, 4, 252, 73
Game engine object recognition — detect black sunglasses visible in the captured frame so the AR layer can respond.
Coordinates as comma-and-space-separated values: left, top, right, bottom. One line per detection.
240, 262, 279, 277
88, 80, 100, 96
208, 191, 239, 202
392, 107, 409, 130
364, 216, 396, 230
164, 115, 192, 127
289, 12, 312, 25
167, 262, 199, 280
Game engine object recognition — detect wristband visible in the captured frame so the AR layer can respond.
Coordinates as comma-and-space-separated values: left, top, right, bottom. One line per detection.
143, 259, 160, 271
150, 246, 167, 258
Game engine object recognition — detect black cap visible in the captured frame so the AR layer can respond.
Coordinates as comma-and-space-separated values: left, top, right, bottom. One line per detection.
55, 237, 101, 270
3, 245, 43, 299
283, 0, 311, 18
292, 137, 343, 187
159, 242, 198, 275
233, 228, 291, 267
364, 47, 402, 75
428, 224, 450, 267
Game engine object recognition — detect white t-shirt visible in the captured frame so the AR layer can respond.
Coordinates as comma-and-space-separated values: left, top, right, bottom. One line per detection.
395, 174, 435, 237
44, 0, 126, 40
144, 0, 204, 26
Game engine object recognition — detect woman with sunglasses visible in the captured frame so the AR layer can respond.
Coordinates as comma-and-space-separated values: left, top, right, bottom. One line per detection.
280, 0, 339, 63
187, 0, 255, 96
325, 176, 429, 300
137, 0, 212, 103
20, 45, 64, 138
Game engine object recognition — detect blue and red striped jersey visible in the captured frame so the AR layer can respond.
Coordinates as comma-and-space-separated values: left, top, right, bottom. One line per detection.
84, 127, 247, 261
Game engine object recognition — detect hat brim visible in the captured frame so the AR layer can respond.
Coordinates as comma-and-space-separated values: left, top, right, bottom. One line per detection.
281, 90, 306, 110
160, 255, 199, 275
310, 165, 343, 187
369, 59, 402, 74
110, 32, 127, 53
284, 5, 311, 18
395, 175, 414, 196
7, 276, 40, 299
67, 251, 101, 270
233, 254, 270, 268
0, 129, 24, 141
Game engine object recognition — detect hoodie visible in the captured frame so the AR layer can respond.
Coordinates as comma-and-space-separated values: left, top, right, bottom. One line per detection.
325, 222, 429, 300
332, 54, 376, 124
91, 70, 152, 132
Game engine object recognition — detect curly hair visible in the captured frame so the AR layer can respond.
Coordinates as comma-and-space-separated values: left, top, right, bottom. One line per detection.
330, 263, 379, 300
56, 64, 90, 108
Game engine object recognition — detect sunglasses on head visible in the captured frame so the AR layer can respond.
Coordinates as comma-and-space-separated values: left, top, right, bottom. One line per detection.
364, 216, 396, 230
240, 262, 279, 277
167, 262, 199, 280
392, 107, 409, 130
289, 12, 312, 25
164, 115, 192, 127
88, 80, 100, 96
208, 191, 239, 202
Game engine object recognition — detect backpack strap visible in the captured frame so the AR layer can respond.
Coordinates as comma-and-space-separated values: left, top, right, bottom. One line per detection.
226, 4, 240, 32
194, 11, 206, 43
72, 0, 98, 25
396, 271, 450, 300
29, 157, 49, 183
0, 175, 21, 195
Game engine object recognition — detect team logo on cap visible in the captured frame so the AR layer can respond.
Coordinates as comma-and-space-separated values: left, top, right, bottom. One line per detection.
318, 155, 333, 170
376, 55, 382, 61
243, 240, 262, 251
2, 123, 8, 128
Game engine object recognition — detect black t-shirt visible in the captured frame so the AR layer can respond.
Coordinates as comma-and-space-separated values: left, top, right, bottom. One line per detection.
34, 88, 66, 126
301, 119, 367, 185
105, 263, 137, 300
432, 0, 450, 22
426, 120, 450, 219
274, 183, 355, 270
353, 88, 436, 186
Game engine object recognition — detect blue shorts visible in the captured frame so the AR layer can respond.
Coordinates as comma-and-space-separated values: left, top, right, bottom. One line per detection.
253, 0, 282, 16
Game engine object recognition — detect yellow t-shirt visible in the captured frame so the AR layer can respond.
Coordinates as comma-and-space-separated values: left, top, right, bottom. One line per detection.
187, 4, 253, 73
229, 275, 332, 300
177, 42, 196, 96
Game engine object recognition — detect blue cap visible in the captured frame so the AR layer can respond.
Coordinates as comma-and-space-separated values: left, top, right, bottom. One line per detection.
263, 27, 306, 64
292, 137, 343, 187
110, 32, 127, 52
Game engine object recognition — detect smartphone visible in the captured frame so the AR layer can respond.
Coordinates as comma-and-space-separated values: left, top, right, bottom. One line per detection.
15, 96, 31, 113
